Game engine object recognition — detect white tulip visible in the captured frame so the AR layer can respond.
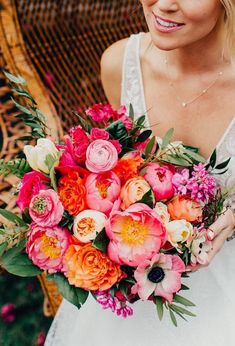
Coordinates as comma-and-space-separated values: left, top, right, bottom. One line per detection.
73, 210, 107, 243
24, 138, 59, 174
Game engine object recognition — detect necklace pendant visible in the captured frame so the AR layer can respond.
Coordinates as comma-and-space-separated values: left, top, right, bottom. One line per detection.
182, 102, 187, 108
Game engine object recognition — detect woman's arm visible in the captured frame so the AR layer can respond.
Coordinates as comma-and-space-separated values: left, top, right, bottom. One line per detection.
100, 38, 128, 109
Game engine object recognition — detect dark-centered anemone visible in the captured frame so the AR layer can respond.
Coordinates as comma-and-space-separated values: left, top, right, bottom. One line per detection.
147, 266, 165, 283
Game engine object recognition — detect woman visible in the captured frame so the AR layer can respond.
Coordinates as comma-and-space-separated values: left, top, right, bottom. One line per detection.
45, 1, 235, 345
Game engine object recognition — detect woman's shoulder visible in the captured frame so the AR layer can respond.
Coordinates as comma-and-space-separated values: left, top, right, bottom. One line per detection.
100, 37, 129, 108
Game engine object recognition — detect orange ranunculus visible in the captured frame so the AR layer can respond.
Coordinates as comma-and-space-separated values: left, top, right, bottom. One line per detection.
58, 171, 86, 216
64, 243, 123, 291
167, 196, 202, 223
113, 152, 144, 184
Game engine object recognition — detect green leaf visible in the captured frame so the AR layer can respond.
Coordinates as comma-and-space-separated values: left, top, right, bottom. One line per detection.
52, 273, 89, 309
0, 158, 31, 177
169, 309, 178, 327
129, 104, 134, 119
72, 111, 92, 133
0, 209, 27, 227
106, 120, 128, 140
118, 281, 128, 299
136, 130, 152, 143
136, 115, 146, 126
92, 229, 109, 253
170, 304, 196, 317
180, 284, 189, 290
161, 128, 174, 149
145, 136, 156, 158
138, 189, 155, 208
173, 294, 195, 307
0, 242, 8, 257
12, 87, 37, 104
183, 149, 206, 163
2, 253, 41, 277
163, 156, 192, 167
209, 149, 217, 168
3, 71, 27, 85
155, 296, 164, 321
1, 239, 26, 264
215, 158, 231, 170
11, 98, 32, 115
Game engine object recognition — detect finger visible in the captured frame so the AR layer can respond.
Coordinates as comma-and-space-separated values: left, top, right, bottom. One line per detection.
207, 229, 227, 262
207, 209, 232, 240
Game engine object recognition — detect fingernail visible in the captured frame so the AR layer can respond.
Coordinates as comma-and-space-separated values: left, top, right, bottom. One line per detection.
208, 230, 214, 240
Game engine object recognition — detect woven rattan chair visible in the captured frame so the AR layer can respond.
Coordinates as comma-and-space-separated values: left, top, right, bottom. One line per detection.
0, 0, 147, 316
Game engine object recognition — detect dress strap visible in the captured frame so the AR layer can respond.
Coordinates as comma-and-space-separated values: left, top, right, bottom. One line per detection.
121, 32, 148, 122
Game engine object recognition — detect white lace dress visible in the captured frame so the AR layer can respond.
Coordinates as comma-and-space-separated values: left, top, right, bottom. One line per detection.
45, 33, 235, 346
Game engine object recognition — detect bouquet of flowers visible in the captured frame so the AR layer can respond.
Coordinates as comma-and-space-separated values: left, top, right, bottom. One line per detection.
0, 72, 230, 326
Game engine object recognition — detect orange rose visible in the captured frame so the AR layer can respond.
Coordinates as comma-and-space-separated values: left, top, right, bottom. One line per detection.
64, 243, 123, 291
167, 196, 202, 222
58, 171, 86, 216
113, 152, 144, 184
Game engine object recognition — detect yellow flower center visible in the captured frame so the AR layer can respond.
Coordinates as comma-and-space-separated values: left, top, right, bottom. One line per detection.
96, 181, 109, 199
41, 235, 61, 259
77, 217, 96, 236
120, 217, 148, 246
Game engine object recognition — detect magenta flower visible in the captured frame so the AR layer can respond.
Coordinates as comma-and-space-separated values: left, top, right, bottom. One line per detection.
86, 104, 113, 123
26, 224, 71, 273
0, 304, 16, 323
85, 171, 121, 214
172, 169, 190, 195
90, 128, 109, 141
106, 203, 166, 266
68, 126, 91, 165
29, 189, 64, 227
16, 171, 50, 212
132, 253, 185, 303
143, 163, 174, 201
95, 290, 133, 318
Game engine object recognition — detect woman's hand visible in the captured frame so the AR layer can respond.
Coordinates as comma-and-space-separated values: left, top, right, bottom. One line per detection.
186, 208, 235, 272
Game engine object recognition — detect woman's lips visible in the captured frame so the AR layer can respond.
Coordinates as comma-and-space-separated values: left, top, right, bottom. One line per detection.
153, 13, 185, 33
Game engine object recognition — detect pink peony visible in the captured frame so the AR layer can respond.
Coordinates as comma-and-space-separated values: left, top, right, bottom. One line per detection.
29, 189, 64, 227
26, 223, 71, 273
106, 203, 166, 266
16, 171, 50, 212
143, 163, 174, 201
85, 171, 121, 214
86, 140, 118, 173
132, 253, 185, 303
90, 128, 109, 141
86, 104, 113, 123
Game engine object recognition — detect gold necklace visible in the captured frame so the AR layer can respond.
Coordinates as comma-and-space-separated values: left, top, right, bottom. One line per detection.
164, 55, 224, 108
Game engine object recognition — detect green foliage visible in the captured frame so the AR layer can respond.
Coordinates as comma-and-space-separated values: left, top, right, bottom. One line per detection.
45, 153, 60, 191
106, 120, 132, 153
4, 71, 48, 140
92, 229, 109, 253
48, 273, 89, 309
0, 209, 27, 228
138, 189, 155, 208
0, 158, 31, 178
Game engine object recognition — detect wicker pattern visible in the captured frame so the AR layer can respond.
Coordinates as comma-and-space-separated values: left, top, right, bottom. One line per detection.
15, 0, 147, 131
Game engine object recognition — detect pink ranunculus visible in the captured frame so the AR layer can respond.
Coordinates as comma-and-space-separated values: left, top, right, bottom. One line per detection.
90, 128, 109, 141
29, 189, 64, 227
143, 163, 174, 201
85, 172, 121, 214
131, 253, 185, 303
86, 140, 118, 173
85, 104, 113, 123
16, 171, 50, 212
26, 223, 71, 273
106, 203, 166, 266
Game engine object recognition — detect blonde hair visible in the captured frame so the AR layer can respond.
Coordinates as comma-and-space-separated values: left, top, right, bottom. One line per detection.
220, 0, 235, 63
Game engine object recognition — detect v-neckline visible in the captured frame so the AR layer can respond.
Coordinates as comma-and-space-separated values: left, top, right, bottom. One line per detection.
136, 32, 235, 161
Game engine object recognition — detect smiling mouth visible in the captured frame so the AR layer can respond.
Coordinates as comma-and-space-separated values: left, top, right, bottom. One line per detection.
153, 13, 185, 28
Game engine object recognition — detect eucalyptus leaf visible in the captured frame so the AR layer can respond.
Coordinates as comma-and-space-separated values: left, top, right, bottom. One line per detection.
163, 156, 192, 167
0, 209, 27, 227
1, 239, 26, 264
161, 128, 174, 149
155, 296, 164, 321
52, 273, 89, 309
145, 136, 156, 158
170, 304, 196, 317
11, 98, 32, 115
183, 149, 206, 163
92, 229, 109, 253
169, 309, 178, 327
